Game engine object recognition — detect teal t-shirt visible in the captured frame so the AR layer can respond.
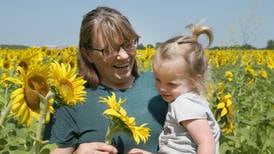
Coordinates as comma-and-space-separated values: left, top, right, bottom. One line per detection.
49, 72, 167, 153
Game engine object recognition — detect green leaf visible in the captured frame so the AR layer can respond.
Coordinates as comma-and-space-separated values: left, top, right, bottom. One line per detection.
0, 138, 8, 145
9, 145, 18, 151
40, 143, 57, 153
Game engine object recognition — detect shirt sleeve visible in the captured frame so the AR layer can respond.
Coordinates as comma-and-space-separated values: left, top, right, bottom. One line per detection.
49, 106, 79, 148
170, 95, 207, 123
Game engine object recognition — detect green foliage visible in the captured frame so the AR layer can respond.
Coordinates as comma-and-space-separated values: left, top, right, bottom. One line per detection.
0, 86, 57, 153
0, 44, 29, 49
137, 43, 145, 50
266, 40, 274, 49
155, 42, 162, 49
210, 44, 256, 50
0, 122, 33, 153
146, 44, 154, 48
210, 58, 274, 153
0, 119, 57, 153
0, 48, 273, 153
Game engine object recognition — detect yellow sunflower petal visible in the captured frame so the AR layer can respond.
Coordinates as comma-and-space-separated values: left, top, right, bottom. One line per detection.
226, 100, 232, 107
12, 101, 23, 112
220, 108, 228, 117
11, 88, 24, 99
4, 77, 23, 85
17, 103, 27, 118
224, 94, 232, 100
32, 111, 40, 120
26, 113, 32, 127
119, 107, 127, 116
133, 131, 141, 144
19, 109, 30, 125
11, 93, 24, 105
45, 113, 51, 123
103, 109, 121, 118
217, 102, 225, 109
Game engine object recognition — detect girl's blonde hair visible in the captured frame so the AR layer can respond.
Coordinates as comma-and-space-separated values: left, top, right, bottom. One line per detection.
154, 24, 213, 95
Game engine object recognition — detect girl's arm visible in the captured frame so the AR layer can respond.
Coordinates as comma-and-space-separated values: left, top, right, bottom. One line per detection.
181, 119, 215, 154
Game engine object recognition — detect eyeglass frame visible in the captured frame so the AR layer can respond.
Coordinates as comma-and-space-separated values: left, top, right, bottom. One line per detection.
85, 38, 139, 57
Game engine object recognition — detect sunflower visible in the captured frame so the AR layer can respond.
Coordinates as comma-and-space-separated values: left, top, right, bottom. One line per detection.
99, 92, 151, 144
217, 94, 233, 118
132, 123, 151, 144
222, 120, 234, 134
10, 65, 54, 127
225, 71, 233, 82
99, 92, 126, 112
0, 71, 8, 87
2, 59, 14, 72
50, 62, 86, 105
15, 50, 43, 72
259, 69, 267, 79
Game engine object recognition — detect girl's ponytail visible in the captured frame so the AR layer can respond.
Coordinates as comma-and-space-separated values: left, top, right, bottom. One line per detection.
186, 24, 213, 48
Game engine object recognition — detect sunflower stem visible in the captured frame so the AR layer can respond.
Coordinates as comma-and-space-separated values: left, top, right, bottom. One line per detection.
34, 91, 53, 154
105, 124, 113, 145
105, 121, 120, 145
0, 100, 12, 126
0, 87, 11, 126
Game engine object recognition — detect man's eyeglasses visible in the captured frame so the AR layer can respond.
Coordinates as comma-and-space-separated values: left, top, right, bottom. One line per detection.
86, 39, 138, 58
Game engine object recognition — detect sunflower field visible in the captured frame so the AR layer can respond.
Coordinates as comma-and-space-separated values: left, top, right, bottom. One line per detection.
0, 46, 273, 153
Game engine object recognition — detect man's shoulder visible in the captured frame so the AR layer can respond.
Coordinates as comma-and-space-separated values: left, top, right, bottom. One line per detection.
137, 71, 155, 83
139, 71, 154, 77
131, 71, 155, 89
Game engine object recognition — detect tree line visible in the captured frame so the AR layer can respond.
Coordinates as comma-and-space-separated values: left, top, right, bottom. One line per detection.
1, 40, 274, 50
137, 40, 274, 50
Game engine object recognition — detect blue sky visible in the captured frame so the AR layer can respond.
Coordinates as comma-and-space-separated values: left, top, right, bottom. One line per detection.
1, 0, 273, 48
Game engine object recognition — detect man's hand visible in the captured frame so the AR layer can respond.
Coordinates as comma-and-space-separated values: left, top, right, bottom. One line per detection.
74, 142, 118, 154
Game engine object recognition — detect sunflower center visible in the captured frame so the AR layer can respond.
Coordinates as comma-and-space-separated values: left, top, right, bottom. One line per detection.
3, 62, 11, 69
24, 75, 48, 111
59, 79, 74, 101
18, 61, 28, 71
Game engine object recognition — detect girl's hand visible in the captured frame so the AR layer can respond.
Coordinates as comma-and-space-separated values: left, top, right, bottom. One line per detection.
74, 142, 118, 154
128, 148, 153, 154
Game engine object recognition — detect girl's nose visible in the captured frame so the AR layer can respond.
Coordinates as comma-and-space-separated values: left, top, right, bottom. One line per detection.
159, 86, 167, 93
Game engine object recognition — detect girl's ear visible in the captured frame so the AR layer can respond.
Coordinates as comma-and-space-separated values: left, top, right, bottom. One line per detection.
195, 74, 203, 81
191, 74, 202, 88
